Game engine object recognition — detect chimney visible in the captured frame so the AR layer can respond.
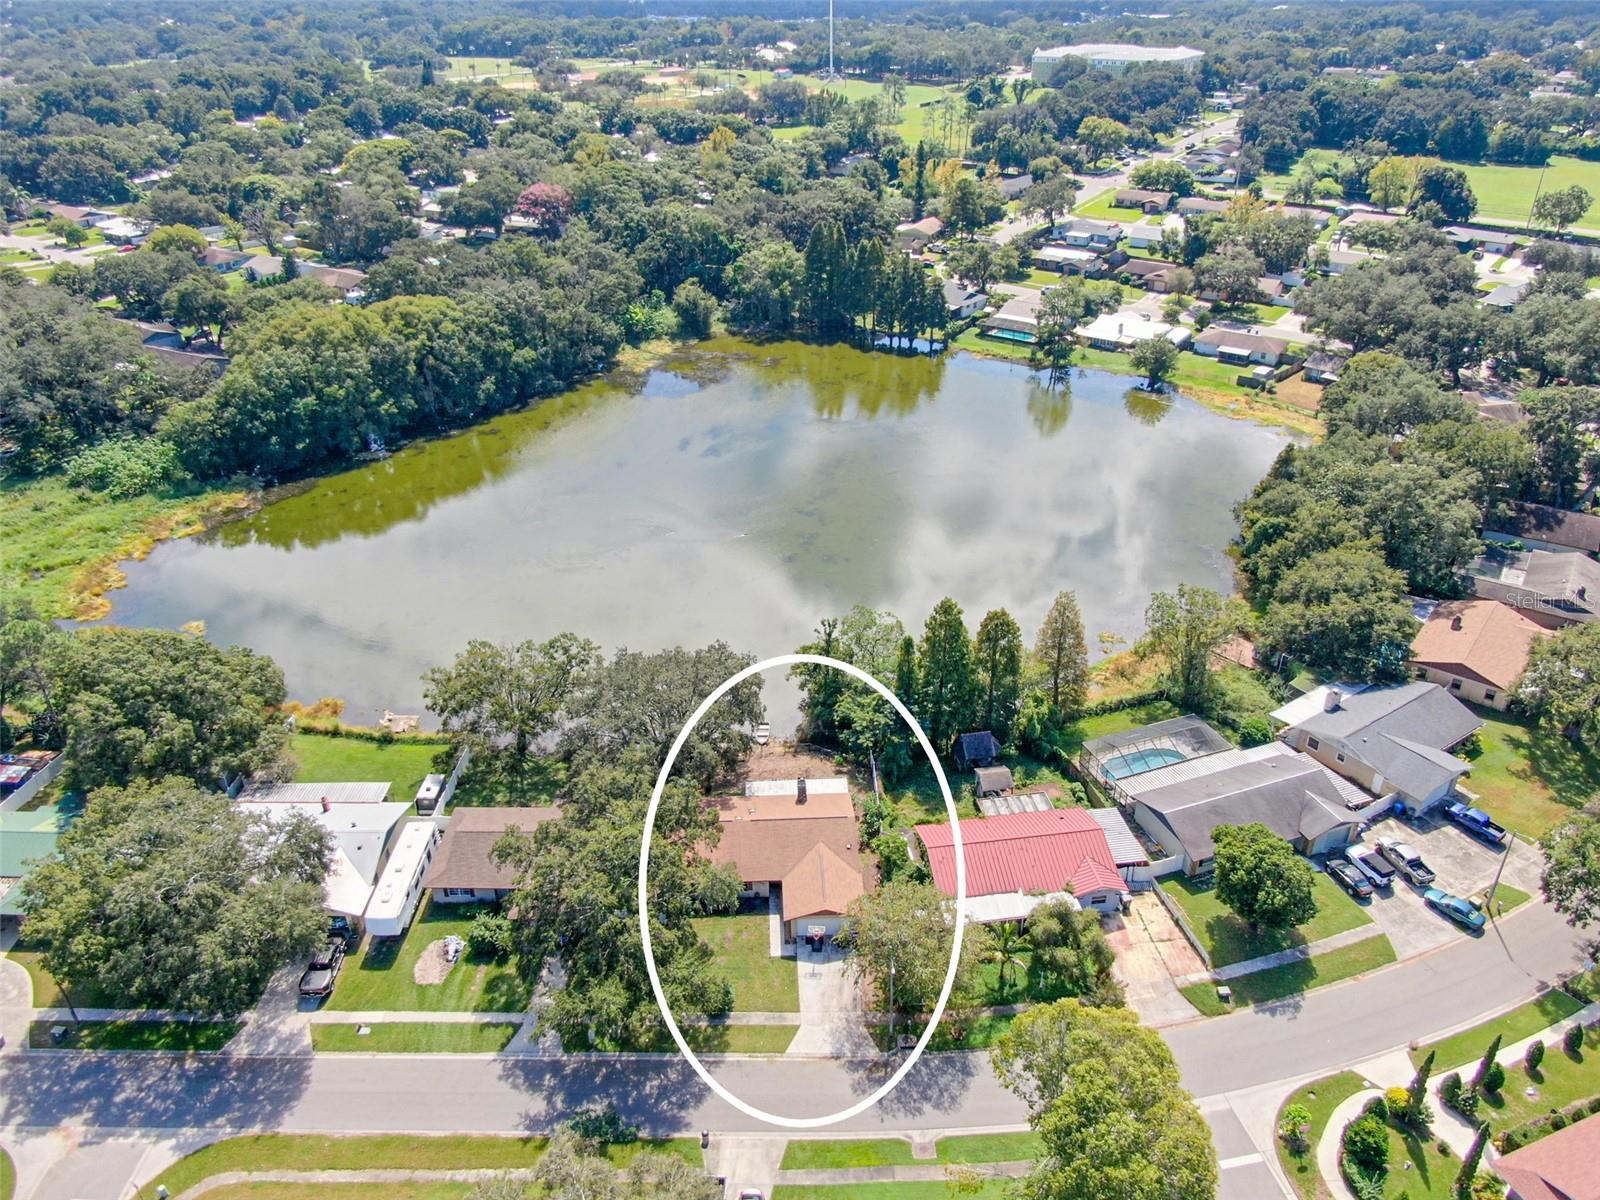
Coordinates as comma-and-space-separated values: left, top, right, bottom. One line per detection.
1450, 615, 1463, 631
321, 796, 331, 812
796, 777, 807, 804
1323, 688, 1342, 713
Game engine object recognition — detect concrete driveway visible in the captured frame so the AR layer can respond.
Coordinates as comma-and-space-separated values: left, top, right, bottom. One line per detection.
787, 944, 874, 1057
1341, 816, 1542, 958
1108, 893, 1203, 1027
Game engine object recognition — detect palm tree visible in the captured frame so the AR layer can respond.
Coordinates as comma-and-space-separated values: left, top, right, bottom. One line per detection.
985, 922, 1029, 996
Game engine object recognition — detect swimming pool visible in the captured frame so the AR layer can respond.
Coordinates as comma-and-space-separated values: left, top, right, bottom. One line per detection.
1101, 746, 1188, 780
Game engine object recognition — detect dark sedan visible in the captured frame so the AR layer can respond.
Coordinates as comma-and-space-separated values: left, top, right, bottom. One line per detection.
1327, 858, 1375, 900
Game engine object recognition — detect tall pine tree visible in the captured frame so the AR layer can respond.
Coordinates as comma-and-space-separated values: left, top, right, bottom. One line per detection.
973, 609, 1024, 740
918, 598, 976, 752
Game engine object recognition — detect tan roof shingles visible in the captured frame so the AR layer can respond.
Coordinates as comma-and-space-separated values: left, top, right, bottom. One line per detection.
780, 842, 866, 921
1409, 599, 1552, 691
706, 790, 867, 920
423, 807, 559, 890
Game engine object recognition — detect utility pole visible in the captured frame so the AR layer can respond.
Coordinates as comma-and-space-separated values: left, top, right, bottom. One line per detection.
825, 0, 837, 81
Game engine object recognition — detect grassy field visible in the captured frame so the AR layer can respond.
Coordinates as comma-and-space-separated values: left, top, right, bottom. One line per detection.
1, 1146, 13, 1200
780, 1139, 919, 1169
1457, 706, 1600, 838
774, 1184, 1014, 1200
1159, 873, 1374, 968
1409, 989, 1585, 1070
309, 1022, 519, 1054
691, 910, 800, 1011
326, 899, 530, 1013
145, 1133, 702, 1199
1181, 935, 1398, 1016
0, 473, 254, 619
1376, 1122, 1457, 1199
1276, 1071, 1370, 1199
28, 1019, 241, 1051
438, 56, 533, 81
288, 732, 449, 806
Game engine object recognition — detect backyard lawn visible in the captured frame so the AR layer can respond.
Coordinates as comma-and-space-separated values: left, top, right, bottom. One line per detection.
288, 732, 448, 806
1160, 871, 1374, 967
1276, 1071, 1370, 1199
692, 909, 800, 1011
1181, 935, 1397, 1016
325, 899, 530, 1013
28, 1019, 240, 1051
309, 1022, 518, 1053
1457, 706, 1600, 838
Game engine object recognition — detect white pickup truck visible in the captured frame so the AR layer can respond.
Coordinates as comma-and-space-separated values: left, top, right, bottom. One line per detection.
1346, 844, 1397, 891
1376, 836, 1436, 886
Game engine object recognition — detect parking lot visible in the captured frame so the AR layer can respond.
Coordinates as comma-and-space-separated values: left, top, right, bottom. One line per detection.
1332, 814, 1543, 959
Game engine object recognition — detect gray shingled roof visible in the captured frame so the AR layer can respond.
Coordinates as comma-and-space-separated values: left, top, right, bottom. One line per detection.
1133, 752, 1358, 863
1290, 682, 1481, 800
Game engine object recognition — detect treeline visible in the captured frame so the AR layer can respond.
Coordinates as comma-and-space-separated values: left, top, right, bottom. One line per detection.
1237, 353, 1600, 681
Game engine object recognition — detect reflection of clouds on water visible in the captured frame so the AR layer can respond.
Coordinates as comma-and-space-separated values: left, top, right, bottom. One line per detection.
104, 341, 1286, 727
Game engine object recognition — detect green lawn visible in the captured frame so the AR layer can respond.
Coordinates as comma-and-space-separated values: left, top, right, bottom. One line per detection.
1456, 155, 1600, 227
774, 1185, 1014, 1200
288, 731, 449, 806
692, 910, 800, 1011
146, 1133, 700, 1199
1376, 1122, 1457, 1200
1160, 873, 1373, 968
1181, 935, 1398, 1016
28, 1019, 240, 1051
1456, 706, 1600, 838
880, 749, 1077, 828
779, 1131, 1042, 1171
1, 1146, 13, 1200
309, 1022, 518, 1054
936, 1131, 1042, 1163
1275, 1071, 1370, 1199
4, 947, 120, 1009
781, 1139, 918, 1170
325, 899, 530, 1013
439, 56, 532, 80
563, 1024, 799, 1053
977, 949, 1079, 1008
447, 753, 567, 807
1475, 1022, 1600, 1129
873, 1011, 1018, 1051
1410, 989, 1585, 1071
204, 1186, 473, 1200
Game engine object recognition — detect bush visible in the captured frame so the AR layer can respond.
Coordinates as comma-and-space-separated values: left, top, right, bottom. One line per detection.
64, 435, 183, 498
1564, 1024, 1584, 1056
1441, 1072, 1463, 1108
1363, 1094, 1390, 1123
1342, 1114, 1389, 1174
1483, 1061, 1506, 1094
1525, 1040, 1544, 1072
568, 1102, 637, 1144
1237, 715, 1273, 746
1385, 1086, 1411, 1112
466, 912, 513, 960
1279, 1102, 1312, 1154
1455, 1087, 1481, 1119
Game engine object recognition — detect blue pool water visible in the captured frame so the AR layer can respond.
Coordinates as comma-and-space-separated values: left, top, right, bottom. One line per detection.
1102, 747, 1188, 780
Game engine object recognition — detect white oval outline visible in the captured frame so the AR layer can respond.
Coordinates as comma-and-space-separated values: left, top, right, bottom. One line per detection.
637, 652, 966, 1129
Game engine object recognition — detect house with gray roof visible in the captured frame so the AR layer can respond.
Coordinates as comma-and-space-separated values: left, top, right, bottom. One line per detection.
1273, 682, 1482, 813
1466, 544, 1600, 628
1485, 501, 1600, 557
1120, 742, 1365, 875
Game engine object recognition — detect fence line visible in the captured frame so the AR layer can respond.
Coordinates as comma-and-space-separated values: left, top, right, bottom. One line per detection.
1151, 879, 1213, 973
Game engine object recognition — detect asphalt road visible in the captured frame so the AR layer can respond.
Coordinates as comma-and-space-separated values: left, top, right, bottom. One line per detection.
0, 898, 1588, 1140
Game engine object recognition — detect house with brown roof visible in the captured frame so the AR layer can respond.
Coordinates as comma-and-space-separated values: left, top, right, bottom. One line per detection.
706, 778, 867, 943
1113, 188, 1174, 213
1494, 1114, 1600, 1200
1409, 599, 1552, 710
1487, 501, 1600, 557
425, 807, 560, 903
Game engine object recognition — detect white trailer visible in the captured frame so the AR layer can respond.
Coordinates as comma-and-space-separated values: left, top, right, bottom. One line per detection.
363, 820, 442, 938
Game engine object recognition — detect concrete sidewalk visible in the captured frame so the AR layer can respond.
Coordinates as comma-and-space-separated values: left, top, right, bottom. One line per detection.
1177, 924, 1388, 988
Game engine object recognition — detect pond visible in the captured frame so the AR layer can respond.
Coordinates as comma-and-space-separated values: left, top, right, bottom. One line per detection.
102, 337, 1290, 730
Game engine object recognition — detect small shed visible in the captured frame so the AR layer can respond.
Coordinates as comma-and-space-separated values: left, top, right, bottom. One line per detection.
954, 731, 1002, 769
973, 765, 1015, 797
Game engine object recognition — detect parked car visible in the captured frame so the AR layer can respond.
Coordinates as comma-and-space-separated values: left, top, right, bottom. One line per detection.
1327, 857, 1375, 900
328, 915, 357, 947
1445, 802, 1508, 847
298, 939, 347, 999
1346, 844, 1397, 890
1423, 888, 1487, 933
1376, 837, 1436, 886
